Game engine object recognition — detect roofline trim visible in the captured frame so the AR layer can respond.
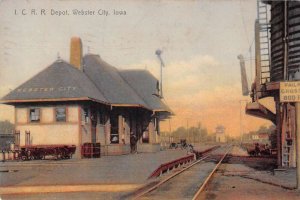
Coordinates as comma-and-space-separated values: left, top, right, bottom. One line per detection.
0, 98, 154, 110
87, 97, 110, 105
0, 97, 108, 104
153, 109, 172, 113
111, 103, 152, 111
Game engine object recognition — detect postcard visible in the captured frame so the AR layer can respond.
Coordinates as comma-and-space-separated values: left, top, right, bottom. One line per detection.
0, 0, 299, 199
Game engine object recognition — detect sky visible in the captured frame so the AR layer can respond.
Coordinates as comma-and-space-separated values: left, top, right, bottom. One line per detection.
0, 0, 274, 137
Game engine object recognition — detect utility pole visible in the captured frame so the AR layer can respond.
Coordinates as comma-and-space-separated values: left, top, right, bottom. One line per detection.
198, 122, 201, 144
239, 100, 248, 144
296, 103, 300, 190
186, 118, 189, 143
169, 118, 172, 143
155, 49, 165, 98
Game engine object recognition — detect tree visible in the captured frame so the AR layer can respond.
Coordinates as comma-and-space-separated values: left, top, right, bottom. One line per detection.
200, 128, 208, 141
172, 126, 187, 142
170, 123, 212, 143
242, 124, 276, 144
0, 120, 15, 134
257, 125, 269, 133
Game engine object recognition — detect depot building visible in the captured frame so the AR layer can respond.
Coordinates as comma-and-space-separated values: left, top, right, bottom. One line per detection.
0, 37, 172, 158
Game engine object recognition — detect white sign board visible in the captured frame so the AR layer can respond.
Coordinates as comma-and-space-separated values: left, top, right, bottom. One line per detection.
280, 81, 300, 102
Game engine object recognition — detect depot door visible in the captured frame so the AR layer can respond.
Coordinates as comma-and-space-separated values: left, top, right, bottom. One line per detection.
91, 108, 97, 144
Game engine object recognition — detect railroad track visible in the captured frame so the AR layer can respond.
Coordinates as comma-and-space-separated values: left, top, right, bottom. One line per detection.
132, 145, 232, 200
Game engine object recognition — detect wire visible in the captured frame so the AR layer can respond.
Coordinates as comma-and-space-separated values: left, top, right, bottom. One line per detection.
239, 0, 256, 85
239, 0, 251, 46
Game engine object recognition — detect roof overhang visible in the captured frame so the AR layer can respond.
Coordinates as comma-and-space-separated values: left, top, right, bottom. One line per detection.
0, 97, 110, 105
153, 111, 173, 120
111, 103, 152, 111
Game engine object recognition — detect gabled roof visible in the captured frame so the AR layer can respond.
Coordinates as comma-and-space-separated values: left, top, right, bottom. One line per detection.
119, 69, 172, 113
82, 54, 149, 108
1, 54, 172, 115
1, 60, 108, 104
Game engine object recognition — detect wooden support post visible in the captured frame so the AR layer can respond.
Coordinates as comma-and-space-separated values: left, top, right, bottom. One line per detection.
295, 102, 300, 189
255, 19, 261, 99
275, 96, 282, 167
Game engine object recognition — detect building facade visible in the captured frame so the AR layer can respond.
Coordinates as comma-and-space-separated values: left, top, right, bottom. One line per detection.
215, 125, 226, 143
1, 37, 172, 158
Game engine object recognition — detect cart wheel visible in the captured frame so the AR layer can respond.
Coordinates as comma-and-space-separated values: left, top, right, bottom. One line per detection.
21, 156, 27, 161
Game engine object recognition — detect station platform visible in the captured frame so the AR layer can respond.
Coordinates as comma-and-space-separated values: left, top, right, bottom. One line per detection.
0, 144, 213, 188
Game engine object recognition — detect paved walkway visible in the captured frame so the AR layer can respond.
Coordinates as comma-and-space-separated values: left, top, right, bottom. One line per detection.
0, 144, 215, 198
0, 147, 213, 187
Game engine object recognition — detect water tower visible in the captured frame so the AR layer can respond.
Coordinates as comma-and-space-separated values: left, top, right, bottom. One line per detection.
246, 1, 300, 170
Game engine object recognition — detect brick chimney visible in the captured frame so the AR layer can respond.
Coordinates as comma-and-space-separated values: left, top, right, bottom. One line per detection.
70, 37, 82, 70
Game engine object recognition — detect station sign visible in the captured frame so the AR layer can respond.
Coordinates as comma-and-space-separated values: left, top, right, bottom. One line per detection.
280, 81, 300, 102
16, 86, 77, 93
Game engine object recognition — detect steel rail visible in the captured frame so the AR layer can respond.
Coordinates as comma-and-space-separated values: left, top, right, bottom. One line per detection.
133, 146, 221, 199
192, 146, 232, 200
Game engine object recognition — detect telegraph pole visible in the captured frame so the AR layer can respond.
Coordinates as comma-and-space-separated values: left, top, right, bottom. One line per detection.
155, 49, 165, 98
295, 103, 300, 190
169, 118, 172, 143
239, 100, 248, 143
186, 118, 189, 143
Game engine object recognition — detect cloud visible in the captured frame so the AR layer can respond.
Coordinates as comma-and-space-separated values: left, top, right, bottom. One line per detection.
124, 54, 223, 95
161, 84, 273, 137
0, 54, 274, 137
123, 54, 274, 137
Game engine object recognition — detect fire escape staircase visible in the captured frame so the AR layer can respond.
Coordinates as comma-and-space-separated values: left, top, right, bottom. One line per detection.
246, 1, 274, 124
246, 101, 276, 124
258, 0, 271, 84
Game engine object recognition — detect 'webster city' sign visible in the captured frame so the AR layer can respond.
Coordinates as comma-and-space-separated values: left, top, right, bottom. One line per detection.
16, 86, 77, 93
280, 81, 300, 102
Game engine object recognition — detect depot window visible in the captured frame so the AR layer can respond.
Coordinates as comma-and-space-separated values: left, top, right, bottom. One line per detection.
82, 107, 89, 123
29, 108, 40, 122
55, 107, 66, 122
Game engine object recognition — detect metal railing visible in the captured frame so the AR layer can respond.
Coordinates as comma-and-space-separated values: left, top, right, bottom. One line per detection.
148, 154, 195, 179
148, 145, 220, 179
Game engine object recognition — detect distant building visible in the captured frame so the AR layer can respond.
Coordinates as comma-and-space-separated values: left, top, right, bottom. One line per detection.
0, 37, 172, 158
215, 125, 226, 143
252, 133, 270, 144
242, 132, 270, 144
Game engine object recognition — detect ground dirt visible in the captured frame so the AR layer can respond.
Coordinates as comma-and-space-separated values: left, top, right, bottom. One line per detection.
199, 145, 300, 200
